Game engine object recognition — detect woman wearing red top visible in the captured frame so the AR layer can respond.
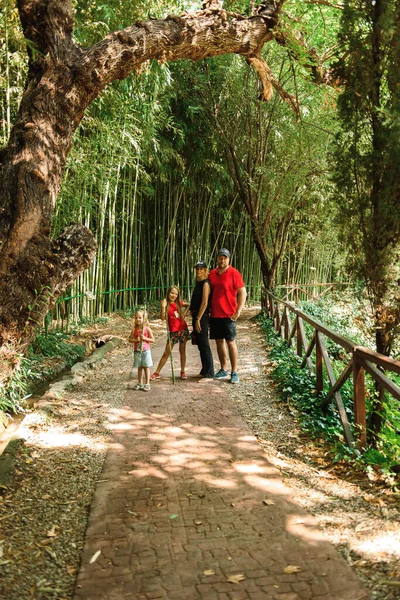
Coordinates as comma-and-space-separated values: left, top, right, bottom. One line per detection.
151, 285, 190, 380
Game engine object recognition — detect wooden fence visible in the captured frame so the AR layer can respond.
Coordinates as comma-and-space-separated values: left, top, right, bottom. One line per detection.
265, 291, 400, 449
276, 282, 351, 303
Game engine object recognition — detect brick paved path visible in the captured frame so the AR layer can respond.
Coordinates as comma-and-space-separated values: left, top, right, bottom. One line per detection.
73, 324, 369, 600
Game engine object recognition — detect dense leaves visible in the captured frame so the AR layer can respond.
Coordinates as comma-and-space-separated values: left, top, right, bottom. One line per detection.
258, 309, 400, 481
331, 0, 400, 356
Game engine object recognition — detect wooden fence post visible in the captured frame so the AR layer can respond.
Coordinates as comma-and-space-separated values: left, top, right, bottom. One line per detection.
274, 303, 280, 332
296, 316, 302, 357
316, 331, 323, 393
283, 307, 289, 340
353, 355, 367, 449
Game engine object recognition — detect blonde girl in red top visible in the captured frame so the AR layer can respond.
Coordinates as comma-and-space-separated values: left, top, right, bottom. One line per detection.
128, 309, 154, 391
151, 285, 190, 380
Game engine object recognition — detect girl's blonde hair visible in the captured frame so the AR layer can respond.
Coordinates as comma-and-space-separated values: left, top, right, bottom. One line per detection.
165, 285, 183, 319
134, 309, 148, 326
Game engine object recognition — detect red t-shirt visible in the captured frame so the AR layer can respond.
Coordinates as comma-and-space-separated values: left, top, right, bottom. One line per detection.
209, 266, 245, 318
167, 302, 188, 333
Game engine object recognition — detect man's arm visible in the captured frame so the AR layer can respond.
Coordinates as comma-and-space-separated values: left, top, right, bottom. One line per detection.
232, 286, 247, 321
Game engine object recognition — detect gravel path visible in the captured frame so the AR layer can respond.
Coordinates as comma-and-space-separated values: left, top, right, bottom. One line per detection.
0, 310, 399, 600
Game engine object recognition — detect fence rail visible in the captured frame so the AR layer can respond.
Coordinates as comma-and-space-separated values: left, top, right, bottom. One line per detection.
276, 282, 352, 303
265, 290, 400, 449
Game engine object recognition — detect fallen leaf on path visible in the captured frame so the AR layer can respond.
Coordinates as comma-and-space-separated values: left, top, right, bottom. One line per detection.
44, 547, 57, 561
47, 525, 59, 537
263, 499, 275, 506
89, 550, 101, 564
203, 570, 215, 576
355, 521, 373, 533
363, 495, 385, 507
169, 514, 179, 520
40, 538, 54, 546
283, 565, 302, 574
227, 574, 245, 584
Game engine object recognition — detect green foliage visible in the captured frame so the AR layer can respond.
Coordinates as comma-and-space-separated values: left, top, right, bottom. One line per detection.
299, 292, 373, 348
0, 332, 85, 415
259, 312, 349, 443
258, 309, 400, 480
77, 315, 109, 326
29, 331, 85, 369
331, 0, 400, 355
0, 0, 28, 144
73, 0, 189, 45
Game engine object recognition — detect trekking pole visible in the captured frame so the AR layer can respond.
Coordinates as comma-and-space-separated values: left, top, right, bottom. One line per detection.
166, 317, 175, 385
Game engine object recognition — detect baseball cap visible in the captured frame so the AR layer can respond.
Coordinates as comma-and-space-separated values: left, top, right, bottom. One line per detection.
218, 248, 230, 258
194, 260, 207, 269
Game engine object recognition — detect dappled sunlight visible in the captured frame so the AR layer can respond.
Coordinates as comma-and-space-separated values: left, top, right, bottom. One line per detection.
167, 437, 219, 449
128, 464, 168, 479
109, 408, 296, 497
354, 533, 400, 558
233, 461, 270, 474
234, 440, 259, 451
243, 473, 291, 494
88, 388, 397, 597
109, 442, 126, 451
286, 514, 328, 544
28, 427, 105, 450
196, 473, 238, 488
109, 422, 135, 431
190, 426, 218, 434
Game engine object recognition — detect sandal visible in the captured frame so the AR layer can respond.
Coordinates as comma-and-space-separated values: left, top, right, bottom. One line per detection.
133, 383, 144, 390
143, 384, 151, 392
150, 372, 160, 380
180, 372, 187, 380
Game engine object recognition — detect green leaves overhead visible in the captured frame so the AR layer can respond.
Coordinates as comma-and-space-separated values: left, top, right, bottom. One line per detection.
331, 0, 400, 355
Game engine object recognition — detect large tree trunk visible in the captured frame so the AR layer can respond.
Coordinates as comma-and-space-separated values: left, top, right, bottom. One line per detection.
0, 0, 335, 378
0, 1, 277, 370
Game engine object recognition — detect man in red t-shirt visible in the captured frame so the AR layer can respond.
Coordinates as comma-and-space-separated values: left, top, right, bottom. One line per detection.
208, 248, 247, 384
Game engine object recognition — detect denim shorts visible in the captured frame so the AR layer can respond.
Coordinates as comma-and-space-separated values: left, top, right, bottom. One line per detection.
210, 318, 236, 341
133, 349, 153, 368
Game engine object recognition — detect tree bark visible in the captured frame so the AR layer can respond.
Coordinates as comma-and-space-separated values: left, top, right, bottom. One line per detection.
0, 0, 335, 367
0, 2, 280, 356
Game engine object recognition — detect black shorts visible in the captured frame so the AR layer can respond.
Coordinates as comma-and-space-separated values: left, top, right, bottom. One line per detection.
210, 318, 236, 341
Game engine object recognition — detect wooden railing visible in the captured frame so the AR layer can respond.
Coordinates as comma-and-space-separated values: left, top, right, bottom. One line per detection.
276, 282, 351, 303
265, 291, 400, 449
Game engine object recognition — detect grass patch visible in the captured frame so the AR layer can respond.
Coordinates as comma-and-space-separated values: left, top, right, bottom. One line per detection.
0, 330, 86, 416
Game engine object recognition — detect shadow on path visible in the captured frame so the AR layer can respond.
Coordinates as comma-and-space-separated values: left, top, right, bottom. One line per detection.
73, 324, 369, 600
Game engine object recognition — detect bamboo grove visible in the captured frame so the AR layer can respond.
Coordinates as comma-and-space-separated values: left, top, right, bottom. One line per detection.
1, 0, 399, 353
